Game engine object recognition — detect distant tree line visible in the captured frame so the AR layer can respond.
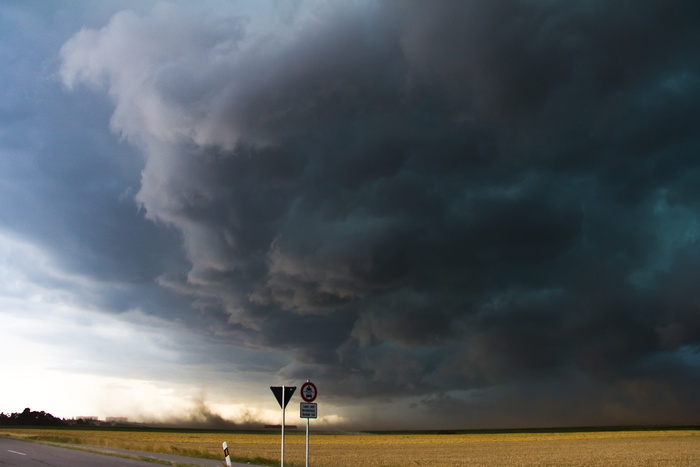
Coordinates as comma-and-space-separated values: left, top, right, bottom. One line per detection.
0, 408, 66, 426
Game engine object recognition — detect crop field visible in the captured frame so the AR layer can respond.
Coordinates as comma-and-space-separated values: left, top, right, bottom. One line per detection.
1, 427, 699, 466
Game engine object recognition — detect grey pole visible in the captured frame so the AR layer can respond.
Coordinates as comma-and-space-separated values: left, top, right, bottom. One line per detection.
305, 379, 310, 467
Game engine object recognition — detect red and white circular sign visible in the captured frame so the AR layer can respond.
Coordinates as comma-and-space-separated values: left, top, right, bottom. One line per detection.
300, 381, 317, 402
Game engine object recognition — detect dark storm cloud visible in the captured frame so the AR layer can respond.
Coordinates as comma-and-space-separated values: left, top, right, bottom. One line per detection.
0, 0, 191, 321
60, 0, 700, 426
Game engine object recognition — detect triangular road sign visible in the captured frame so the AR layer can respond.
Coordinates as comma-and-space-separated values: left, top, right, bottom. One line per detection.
271, 386, 296, 409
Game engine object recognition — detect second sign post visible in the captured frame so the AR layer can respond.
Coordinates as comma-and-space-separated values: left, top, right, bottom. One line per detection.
300, 380, 318, 467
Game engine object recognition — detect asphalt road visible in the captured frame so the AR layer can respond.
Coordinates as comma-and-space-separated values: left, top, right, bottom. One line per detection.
0, 437, 260, 466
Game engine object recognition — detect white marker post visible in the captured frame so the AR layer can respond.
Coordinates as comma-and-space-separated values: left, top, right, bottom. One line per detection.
271, 385, 296, 467
300, 380, 318, 467
222, 441, 232, 467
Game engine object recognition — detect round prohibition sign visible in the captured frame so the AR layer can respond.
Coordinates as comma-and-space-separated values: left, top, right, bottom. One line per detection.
300, 381, 317, 402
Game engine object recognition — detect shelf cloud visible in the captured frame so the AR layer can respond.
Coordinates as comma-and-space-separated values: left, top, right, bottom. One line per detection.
1, 0, 699, 429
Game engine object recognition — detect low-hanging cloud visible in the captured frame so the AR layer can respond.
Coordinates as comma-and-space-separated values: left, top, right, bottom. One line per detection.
60, 0, 700, 427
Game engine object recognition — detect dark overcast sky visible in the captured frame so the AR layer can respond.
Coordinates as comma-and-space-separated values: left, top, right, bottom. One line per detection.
1, 0, 699, 430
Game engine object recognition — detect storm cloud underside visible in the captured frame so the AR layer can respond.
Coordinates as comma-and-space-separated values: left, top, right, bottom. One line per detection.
57, 0, 700, 427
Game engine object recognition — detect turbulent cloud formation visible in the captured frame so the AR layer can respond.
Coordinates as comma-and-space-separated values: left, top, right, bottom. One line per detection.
54, 0, 700, 427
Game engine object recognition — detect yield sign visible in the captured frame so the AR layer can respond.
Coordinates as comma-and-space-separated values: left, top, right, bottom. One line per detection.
270, 386, 296, 409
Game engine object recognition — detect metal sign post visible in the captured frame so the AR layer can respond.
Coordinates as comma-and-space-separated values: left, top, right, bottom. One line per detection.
300, 380, 318, 467
305, 412, 309, 467
271, 385, 296, 467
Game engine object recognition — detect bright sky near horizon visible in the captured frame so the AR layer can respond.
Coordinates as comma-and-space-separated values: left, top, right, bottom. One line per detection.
1, 0, 699, 430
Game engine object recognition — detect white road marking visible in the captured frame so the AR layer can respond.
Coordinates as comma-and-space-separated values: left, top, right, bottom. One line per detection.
8, 450, 26, 455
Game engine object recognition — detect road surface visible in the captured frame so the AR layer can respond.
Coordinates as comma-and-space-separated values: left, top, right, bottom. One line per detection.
0, 437, 261, 466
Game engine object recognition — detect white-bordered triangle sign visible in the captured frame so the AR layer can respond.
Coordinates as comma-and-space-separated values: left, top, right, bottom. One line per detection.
270, 386, 296, 409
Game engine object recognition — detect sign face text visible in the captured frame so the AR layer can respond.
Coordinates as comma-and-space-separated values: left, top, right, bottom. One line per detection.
300, 402, 317, 419
300, 381, 317, 402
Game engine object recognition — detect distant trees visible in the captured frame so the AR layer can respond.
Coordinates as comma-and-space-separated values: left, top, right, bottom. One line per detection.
0, 408, 65, 426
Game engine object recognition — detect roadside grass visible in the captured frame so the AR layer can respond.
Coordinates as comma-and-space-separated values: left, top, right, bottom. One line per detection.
0, 426, 698, 467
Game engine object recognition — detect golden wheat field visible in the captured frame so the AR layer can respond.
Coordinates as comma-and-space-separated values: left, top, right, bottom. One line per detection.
1, 427, 699, 467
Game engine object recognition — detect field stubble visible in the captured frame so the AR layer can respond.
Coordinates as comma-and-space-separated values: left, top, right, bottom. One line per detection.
0, 428, 699, 466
